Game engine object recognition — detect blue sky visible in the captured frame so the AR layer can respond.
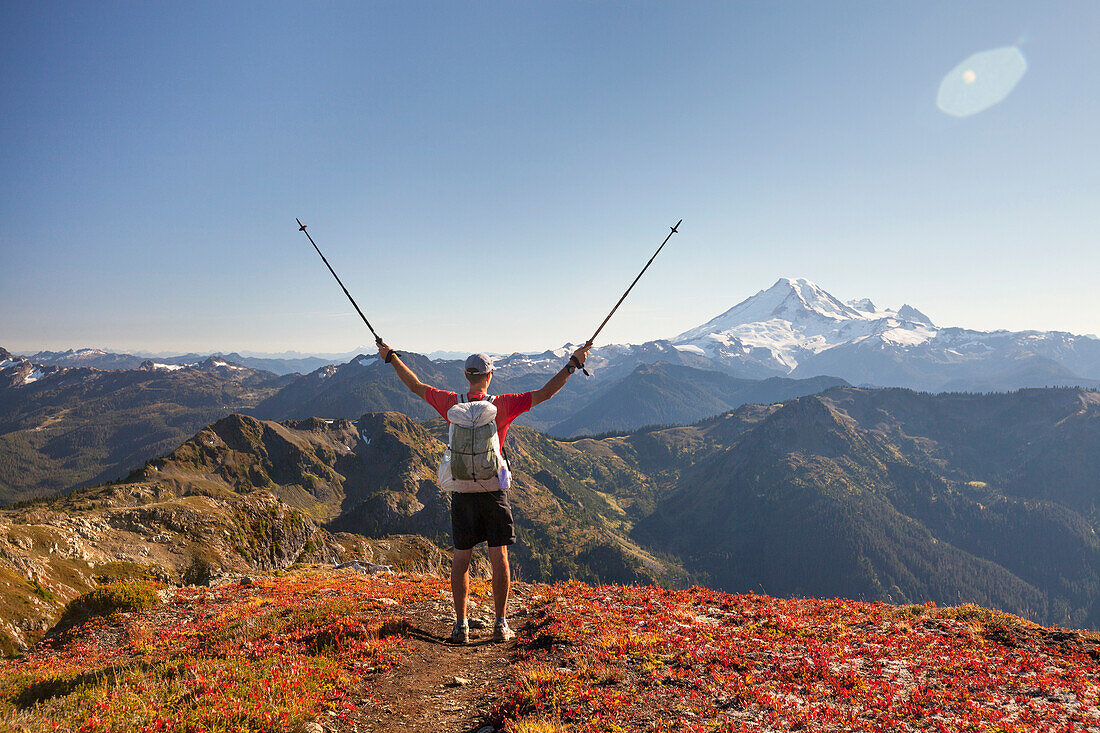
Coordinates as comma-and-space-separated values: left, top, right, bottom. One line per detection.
2, 1, 1098, 355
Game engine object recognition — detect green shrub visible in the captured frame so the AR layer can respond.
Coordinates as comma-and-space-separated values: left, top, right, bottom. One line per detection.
92, 561, 163, 585
0, 628, 20, 658
29, 578, 57, 602
182, 550, 218, 586
58, 581, 161, 629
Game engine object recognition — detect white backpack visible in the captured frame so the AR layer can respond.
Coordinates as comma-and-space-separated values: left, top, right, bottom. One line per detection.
438, 394, 511, 493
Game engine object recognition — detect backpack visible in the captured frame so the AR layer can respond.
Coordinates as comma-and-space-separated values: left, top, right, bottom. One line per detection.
438, 394, 511, 493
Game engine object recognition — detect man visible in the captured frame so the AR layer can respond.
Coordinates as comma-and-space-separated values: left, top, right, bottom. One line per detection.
376, 340, 591, 643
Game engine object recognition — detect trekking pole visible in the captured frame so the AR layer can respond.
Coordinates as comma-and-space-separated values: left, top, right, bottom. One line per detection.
578, 219, 682, 375
296, 218, 384, 347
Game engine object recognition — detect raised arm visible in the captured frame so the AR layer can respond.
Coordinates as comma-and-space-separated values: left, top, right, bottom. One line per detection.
377, 341, 431, 399
531, 343, 592, 408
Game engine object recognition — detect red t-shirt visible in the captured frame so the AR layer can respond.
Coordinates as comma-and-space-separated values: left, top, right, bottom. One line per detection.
423, 387, 533, 446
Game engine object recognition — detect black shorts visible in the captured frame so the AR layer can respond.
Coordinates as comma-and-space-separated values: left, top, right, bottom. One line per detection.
450, 491, 516, 551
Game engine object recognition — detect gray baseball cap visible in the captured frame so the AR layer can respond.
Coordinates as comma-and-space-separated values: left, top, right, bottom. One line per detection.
464, 353, 494, 376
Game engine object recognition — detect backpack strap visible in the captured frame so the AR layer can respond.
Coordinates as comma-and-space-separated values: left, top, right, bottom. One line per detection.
457, 393, 467, 404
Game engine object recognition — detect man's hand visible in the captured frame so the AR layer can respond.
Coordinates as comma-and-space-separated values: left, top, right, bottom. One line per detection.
377, 340, 391, 359
571, 342, 592, 369
532, 341, 594, 408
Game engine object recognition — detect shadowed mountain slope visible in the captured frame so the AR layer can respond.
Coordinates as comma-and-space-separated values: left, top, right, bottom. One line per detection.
549, 362, 847, 437
637, 386, 1100, 628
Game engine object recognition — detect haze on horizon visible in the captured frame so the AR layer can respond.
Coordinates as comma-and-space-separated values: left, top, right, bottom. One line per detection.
2, 2, 1098, 356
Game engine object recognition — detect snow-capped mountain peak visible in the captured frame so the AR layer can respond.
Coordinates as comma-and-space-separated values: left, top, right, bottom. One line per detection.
897, 304, 934, 326
672, 277, 940, 373
774, 277, 867, 321
674, 278, 869, 344
847, 297, 877, 314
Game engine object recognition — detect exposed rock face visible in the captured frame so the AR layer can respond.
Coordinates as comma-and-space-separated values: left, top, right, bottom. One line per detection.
229, 492, 324, 570
0, 465, 436, 654
328, 411, 450, 543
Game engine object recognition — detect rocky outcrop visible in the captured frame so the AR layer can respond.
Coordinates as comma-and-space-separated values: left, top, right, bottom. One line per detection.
0, 481, 428, 653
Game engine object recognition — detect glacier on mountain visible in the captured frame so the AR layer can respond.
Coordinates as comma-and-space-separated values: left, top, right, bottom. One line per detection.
672, 278, 938, 372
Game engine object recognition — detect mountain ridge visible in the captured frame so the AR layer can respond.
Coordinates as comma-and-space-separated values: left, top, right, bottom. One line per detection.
0, 357, 293, 503
4, 384, 1099, 658
13, 275, 1100, 393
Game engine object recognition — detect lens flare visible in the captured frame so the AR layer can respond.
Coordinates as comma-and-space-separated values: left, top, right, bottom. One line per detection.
936, 47, 1027, 117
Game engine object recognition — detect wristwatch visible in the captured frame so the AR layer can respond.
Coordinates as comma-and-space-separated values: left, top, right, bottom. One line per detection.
565, 362, 577, 375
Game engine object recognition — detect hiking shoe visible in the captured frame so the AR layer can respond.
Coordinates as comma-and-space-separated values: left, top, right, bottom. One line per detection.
493, 619, 515, 642
450, 621, 469, 644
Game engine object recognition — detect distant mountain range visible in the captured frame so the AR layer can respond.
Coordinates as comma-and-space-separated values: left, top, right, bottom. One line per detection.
20, 349, 330, 376
16, 276, 1100, 391
1, 347, 841, 502
0, 354, 292, 502
671, 277, 1100, 391
249, 352, 846, 438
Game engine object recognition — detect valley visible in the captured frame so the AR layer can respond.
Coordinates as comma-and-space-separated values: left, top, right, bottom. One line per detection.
2, 384, 1099, 657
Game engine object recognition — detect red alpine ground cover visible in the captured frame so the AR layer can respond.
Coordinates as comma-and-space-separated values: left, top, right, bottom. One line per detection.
1, 569, 1098, 731
496, 582, 1100, 732
0, 570, 436, 732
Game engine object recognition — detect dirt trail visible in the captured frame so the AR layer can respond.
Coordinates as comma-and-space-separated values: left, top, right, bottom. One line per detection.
334, 598, 520, 733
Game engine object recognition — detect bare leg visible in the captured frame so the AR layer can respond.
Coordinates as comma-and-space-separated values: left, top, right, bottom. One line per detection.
488, 545, 510, 619
451, 548, 473, 621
